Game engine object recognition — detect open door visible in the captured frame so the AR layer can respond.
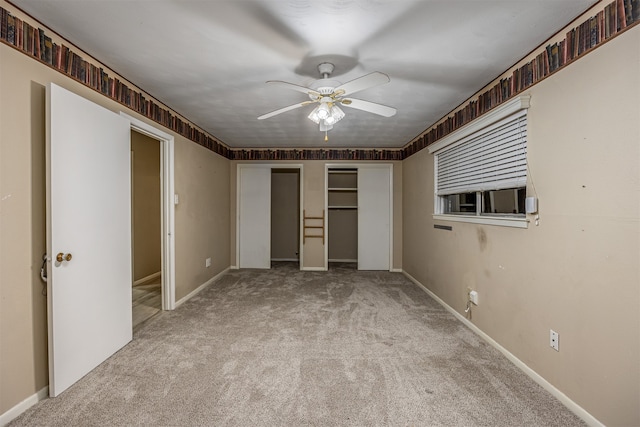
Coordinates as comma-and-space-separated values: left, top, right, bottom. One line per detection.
46, 83, 132, 396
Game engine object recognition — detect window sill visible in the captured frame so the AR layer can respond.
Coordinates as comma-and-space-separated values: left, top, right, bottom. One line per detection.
433, 214, 529, 229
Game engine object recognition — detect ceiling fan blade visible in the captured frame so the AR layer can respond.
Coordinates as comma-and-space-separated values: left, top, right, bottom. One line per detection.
340, 98, 397, 117
258, 101, 314, 120
334, 72, 390, 96
266, 81, 321, 98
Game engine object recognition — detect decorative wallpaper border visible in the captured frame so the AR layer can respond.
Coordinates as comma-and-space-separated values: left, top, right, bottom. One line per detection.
402, 0, 639, 159
0, 4, 231, 158
231, 148, 403, 161
1, 0, 637, 162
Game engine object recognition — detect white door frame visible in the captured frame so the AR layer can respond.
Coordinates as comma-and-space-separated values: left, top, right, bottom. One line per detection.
236, 164, 304, 270
120, 113, 176, 310
324, 163, 393, 271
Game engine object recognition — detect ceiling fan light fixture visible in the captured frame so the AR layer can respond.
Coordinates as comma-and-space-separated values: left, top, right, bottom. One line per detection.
330, 105, 345, 122
261, 62, 394, 141
317, 104, 330, 120
308, 106, 320, 124
325, 106, 344, 125
319, 122, 333, 132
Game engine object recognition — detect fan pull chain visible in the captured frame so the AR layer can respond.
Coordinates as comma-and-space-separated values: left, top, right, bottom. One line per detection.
324, 130, 328, 142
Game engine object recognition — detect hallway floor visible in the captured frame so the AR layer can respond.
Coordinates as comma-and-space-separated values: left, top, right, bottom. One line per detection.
132, 277, 161, 330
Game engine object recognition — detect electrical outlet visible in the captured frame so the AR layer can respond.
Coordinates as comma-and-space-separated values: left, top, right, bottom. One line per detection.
469, 290, 479, 305
550, 329, 559, 351
205, 257, 211, 268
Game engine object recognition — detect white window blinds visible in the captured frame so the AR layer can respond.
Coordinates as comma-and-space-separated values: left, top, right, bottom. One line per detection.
436, 110, 527, 195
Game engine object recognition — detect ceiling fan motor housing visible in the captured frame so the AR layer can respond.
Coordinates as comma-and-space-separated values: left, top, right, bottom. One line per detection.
308, 83, 341, 99
308, 63, 341, 99
318, 62, 335, 77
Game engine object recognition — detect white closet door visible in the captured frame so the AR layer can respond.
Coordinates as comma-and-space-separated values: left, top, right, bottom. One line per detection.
238, 166, 271, 268
358, 165, 392, 270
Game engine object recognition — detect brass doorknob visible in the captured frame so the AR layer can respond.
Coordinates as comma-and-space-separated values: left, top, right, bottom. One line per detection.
56, 253, 72, 262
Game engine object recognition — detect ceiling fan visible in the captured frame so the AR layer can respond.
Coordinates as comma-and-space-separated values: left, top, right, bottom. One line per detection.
258, 63, 396, 140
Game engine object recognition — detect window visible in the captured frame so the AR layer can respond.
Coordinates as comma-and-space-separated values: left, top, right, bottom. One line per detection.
441, 188, 526, 216
429, 96, 530, 228
442, 192, 477, 214
482, 188, 526, 215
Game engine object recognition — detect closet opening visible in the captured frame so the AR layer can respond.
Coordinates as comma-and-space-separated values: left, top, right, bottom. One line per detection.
271, 168, 301, 269
327, 168, 358, 270
325, 163, 392, 271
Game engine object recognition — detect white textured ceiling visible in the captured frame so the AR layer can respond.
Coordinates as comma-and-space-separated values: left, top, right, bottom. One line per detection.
13, 0, 596, 149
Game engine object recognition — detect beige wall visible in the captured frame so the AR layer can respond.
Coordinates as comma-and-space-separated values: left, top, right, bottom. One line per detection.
230, 160, 402, 270
0, 38, 230, 412
0, 46, 49, 416
131, 131, 161, 281
173, 136, 230, 302
402, 28, 640, 427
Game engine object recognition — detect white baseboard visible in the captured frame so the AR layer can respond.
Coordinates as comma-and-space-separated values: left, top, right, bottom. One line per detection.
133, 271, 161, 286
271, 258, 299, 262
402, 270, 603, 427
175, 267, 230, 308
0, 386, 48, 427
301, 266, 327, 271
328, 258, 357, 263
390, 268, 403, 273
230, 265, 239, 270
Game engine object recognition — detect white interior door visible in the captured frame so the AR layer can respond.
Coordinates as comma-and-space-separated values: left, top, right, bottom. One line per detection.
238, 166, 271, 268
358, 165, 392, 270
46, 83, 132, 397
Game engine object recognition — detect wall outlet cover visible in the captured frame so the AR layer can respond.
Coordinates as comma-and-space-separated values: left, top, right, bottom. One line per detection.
469, 290, 479, 305
550, 329, 559, 351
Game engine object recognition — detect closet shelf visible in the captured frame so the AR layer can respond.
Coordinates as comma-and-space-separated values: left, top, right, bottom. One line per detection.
328, 206, 358, 210
327, 187, 357, 192
328, 170, 357, 174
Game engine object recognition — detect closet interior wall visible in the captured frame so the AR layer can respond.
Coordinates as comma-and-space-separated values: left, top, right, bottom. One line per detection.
271, 169, 300, 263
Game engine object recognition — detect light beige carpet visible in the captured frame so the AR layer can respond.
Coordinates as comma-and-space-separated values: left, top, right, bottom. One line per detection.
12, 263, 585, 426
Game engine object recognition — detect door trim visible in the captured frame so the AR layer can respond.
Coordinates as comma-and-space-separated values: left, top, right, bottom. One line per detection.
120, 113, 176, 310
236, 164, 304, 270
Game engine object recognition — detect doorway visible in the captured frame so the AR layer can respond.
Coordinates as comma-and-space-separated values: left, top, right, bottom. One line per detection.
131, 130, 162, 329
45, 84, 176, 397
121, 112, 176, 311
271, 169, 300, 268
237, 164, 304, 269
324, 164, 393, 271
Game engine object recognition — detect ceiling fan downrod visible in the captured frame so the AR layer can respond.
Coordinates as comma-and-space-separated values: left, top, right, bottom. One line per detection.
318, 62, 335, 79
